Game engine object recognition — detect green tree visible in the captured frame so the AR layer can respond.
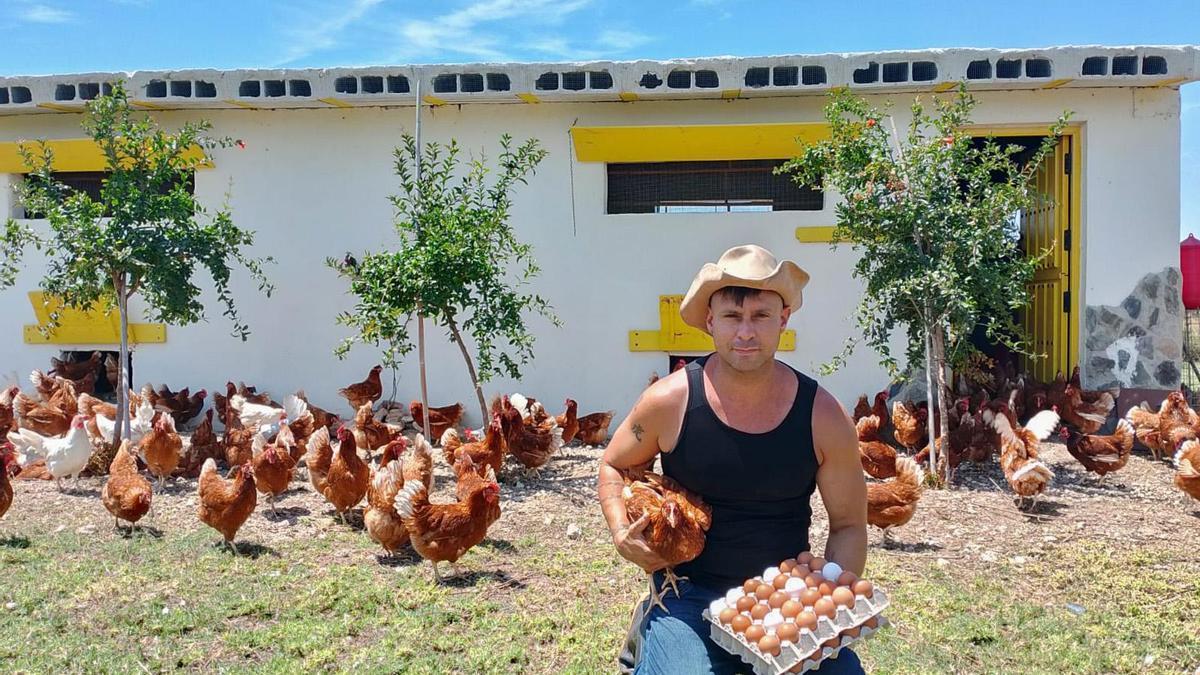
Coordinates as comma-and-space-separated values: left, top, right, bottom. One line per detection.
0, 81, 274, 448
781, 86, 1067, 478
330, 134, 558, 424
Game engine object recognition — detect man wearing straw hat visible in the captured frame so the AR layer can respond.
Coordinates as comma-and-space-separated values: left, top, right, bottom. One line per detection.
600, 244, 868, 674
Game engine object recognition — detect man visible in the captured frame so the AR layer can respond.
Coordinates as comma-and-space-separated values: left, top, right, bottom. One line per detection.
599, 244, 868, 674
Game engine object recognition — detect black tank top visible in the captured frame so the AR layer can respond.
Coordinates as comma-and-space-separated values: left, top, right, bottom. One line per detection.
661, 354, 820, 591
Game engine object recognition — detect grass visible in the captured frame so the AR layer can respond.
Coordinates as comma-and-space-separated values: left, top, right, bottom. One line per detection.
3, 522, 1198, 673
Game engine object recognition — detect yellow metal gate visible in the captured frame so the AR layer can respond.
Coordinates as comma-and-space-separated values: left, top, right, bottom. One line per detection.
1019, 136, 1073, 382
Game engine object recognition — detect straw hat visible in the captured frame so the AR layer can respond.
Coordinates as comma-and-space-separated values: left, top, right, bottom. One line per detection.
679, 244, 810, 331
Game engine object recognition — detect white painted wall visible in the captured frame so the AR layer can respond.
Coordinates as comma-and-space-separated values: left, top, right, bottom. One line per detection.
0, 85, 1183, 426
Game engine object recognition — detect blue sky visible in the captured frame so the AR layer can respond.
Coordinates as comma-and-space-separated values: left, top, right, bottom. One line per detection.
1, 0, 1197, 233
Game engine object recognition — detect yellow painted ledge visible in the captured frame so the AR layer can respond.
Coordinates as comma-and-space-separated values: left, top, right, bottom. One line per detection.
23, 291, 165, 345
571, 123, 830, 163
795, 226, 847, 243
629, 294, 795, 352
0, 139, 212, 173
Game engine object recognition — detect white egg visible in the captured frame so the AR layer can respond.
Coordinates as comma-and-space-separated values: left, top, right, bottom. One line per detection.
784, 577, 806, 597
763, 610, 784, 630
725, 589, 745, 605
763, 566, 781, 582
821, 561, 843, 580
709, 599, 726, 616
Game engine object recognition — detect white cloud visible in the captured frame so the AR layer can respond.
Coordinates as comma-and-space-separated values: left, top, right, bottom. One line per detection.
19, 4, 73, 23
275, 0, 386, 65
387, 0, 596, 62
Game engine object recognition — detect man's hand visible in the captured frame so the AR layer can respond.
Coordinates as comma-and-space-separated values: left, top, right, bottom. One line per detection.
612, 514, 668, 573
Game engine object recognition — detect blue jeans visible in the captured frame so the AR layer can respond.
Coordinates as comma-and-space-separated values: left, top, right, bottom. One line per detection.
631, 572, 865, 675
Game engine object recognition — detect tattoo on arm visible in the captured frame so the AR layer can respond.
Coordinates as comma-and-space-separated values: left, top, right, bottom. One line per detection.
631, 422, 645, 442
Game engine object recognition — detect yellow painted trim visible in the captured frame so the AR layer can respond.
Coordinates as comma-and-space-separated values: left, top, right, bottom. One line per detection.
933, 82, 958, 93
1151, 76, 1189, 88
720, 89, 741, 99
423, 95, 447, 106
962, 122, 1083, 137
630, 295, 795, 353
131, 100, 171, 110
23, 291, 166, 345
619, 92, 639, 102
571, 123, 831, 163
1040, 78, 1074, 89
37, 102, 82, 113
794, 226, 846, 243
318, 97, 353, 108
224, 99, 260, 110
517, 93, 540, 104
0, 138, 213, 173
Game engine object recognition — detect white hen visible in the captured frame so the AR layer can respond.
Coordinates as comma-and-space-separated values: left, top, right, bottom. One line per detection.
7, 414, 92, 491
96, 398, 156, 446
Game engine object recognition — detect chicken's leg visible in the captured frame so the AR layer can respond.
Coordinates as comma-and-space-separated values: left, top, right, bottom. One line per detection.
55, 477, 65, 493
659, 567, 688, 600
645, 574, 669, 614
269, 495, 277, 517
431, 561, 443, 583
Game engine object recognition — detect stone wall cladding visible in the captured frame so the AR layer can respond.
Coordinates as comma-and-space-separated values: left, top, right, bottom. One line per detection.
1084, 267, 1183, 391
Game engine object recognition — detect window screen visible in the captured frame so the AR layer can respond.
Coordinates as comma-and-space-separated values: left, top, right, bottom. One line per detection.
606, 160, 822, 214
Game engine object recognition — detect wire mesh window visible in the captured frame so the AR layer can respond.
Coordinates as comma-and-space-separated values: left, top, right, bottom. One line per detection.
21, 171, 195, 218
606, 160, 823, 214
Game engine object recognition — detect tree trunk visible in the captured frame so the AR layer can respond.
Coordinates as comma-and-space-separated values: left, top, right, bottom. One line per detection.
922, 323, 938, 478
114, 271, 131, 443
931, 323, 952, 474
445, 314, 488, 427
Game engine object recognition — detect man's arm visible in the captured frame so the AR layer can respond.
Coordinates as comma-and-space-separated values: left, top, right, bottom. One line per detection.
597, 376, 684, 572
812, 386, 868, 575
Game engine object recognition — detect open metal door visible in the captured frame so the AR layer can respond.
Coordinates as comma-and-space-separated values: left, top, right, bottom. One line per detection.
1019, 136, 1072, 382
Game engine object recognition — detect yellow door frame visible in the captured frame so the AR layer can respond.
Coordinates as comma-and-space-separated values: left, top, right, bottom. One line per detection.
963, 123, 1082, 378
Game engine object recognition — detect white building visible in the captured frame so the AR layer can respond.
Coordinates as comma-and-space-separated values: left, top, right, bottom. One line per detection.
0, 45, 1196, 426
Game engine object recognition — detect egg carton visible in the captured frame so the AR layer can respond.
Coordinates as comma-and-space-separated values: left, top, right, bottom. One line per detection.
703, 589, 890, 675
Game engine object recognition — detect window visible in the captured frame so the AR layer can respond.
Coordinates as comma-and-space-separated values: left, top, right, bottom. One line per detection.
606, 160, 823, 214
19, 171, 195, 218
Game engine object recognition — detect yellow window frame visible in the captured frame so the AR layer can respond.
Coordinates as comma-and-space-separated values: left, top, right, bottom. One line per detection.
0, 138, 213, 173
24, 291, 166, 345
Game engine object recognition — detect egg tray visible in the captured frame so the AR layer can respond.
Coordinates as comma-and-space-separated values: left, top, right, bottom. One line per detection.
702, 589, 889, 675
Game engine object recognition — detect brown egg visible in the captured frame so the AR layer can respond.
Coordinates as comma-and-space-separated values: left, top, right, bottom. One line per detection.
831, 587, 856, 608
837, 571, 858, 588
719, 607, 738, 625
823, 637, 840, 649
797, 551, 814, 565
813, 597, 836, 619
796, 611, 818, 632
810, 557, 827, 571
755, 584, 774, 601
863, 616, 880, 629
768, 591, 789, 608
750, 603, 771, 621
757, 634, 782, 656
780, 599, 803, 618
818, 580, 837, 597
804, 574, 822, 589
743, 578, 760, 594
745, 624, 766, 643
790, 564, 809, 578
736, 596, 757, 613
799, 588, 821, 607
731, 614, 751, 634
779, 559, 796, 574
776, 621, 800, 644
852, 579, 874, 598
844, 626, 862, 638
773, 574, 790, 590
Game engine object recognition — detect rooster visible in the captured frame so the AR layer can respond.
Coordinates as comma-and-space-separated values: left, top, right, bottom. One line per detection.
395, 464, 502, 582
866, 455, 923, 545
622, 470, 712, 611
441, 413, 507, 476
197, 459, 257, 553
102, 439, 153, 529
139, 413, 182, 492
1058, 419, 1134, 484
7, 414, 91, 492
339, 365, 383, 412
1173, 439, 1200, 504
990, 407, 1060, 509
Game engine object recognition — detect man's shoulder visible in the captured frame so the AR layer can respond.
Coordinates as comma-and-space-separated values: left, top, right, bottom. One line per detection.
810, 385, 849, 421
641, 367, 690, 409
